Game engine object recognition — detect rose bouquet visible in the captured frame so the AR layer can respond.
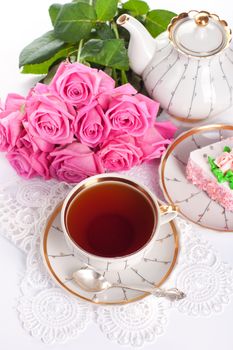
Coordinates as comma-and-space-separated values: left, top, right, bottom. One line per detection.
0, 61, 176, 183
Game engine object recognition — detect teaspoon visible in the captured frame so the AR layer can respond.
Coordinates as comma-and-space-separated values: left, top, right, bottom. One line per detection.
72, 268, 186, 301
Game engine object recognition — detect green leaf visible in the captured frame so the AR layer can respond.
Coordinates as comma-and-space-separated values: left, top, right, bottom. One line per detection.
96, 23, 115, 40
49, 3, 62, 26
145, 9, 177, 37
21, 46, 75, 74
54, 2, 97, 43
81, 39, 129, 70
41, 64, 61, 84
95, 0, 118, 21
19, 31, 65, 67
123, 0, 149, 16
72, 0, 95, 3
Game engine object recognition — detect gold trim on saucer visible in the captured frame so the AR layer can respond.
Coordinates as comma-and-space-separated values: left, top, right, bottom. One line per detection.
42, 203, 179, 305
160, 124, 233, 232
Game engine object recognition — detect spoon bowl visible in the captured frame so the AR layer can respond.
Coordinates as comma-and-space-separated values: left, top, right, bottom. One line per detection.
73, 268, 112, 293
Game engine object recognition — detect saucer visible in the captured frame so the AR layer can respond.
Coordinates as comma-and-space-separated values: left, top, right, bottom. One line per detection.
159, 124, 233, 232
41, 204, 179, 305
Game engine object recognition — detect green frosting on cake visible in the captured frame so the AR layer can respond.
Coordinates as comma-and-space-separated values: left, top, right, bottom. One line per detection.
208, 147, 233, 189
224, 146, 231, 153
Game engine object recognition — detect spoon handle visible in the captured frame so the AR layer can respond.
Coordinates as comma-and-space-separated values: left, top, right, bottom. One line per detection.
151, 287, 186, 301
115, 284, 186, 301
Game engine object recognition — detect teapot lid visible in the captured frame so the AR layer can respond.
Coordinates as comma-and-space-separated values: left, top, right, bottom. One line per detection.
168, 11, 232, 57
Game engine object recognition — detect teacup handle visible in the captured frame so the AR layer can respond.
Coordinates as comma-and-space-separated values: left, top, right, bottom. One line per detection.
159, 204, 178, 225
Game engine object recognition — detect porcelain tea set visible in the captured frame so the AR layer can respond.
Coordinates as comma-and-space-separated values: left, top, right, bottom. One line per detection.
41, 10, 233, 305
117, 10, 233, 125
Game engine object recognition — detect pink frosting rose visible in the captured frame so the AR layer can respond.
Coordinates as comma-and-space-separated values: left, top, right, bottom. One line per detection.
24, 83, 75, 151
50, 62, 115, 107
0, 110, 23, 151
214, 152, 233, 173
105, 85, 159, 137
97, 135, 143, 171
73, 103, 111, 147
50, 142, 103, 183
135, 126, 172, 161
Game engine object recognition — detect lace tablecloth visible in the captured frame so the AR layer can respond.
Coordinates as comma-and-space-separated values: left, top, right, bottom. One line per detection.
0, 160, 233, 346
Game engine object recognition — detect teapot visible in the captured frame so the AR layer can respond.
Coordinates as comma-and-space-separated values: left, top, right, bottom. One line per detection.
117, 11, 233, 125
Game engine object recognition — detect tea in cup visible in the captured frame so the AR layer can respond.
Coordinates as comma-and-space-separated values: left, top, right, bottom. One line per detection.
61, 174, 178, 272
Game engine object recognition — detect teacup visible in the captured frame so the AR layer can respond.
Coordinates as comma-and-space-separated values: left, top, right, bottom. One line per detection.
61, 174, 178, 272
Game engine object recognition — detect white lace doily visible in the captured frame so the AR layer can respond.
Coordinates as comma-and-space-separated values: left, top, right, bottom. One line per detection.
1, 160, 233, 346
0, 178, 72, 252
171, 219, 233, 317
95, 297, 169, 347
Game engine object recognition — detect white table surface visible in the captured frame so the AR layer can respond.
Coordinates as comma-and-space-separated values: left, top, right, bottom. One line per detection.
0, 1, 233, 349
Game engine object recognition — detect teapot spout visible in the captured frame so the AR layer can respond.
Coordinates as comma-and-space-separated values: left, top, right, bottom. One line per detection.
117, 14, 156, 75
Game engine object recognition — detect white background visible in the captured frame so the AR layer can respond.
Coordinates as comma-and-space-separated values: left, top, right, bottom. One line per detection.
0, 1, 233, 349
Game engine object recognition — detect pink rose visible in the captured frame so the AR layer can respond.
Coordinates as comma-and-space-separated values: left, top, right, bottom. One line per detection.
24, 83, 75, 151
98, 83, 137, 110
0, 123, 10, 151
15, 129, 54, 155
214, 152, 233, 173
0, 93, 26, 151
30, 151, 51, 180
154, 121, 177, 139
105, 86, 159, 137
5, 93, 25, 112
50, 142, 103, 183
73, 103, 111, 147
18, 130, 54, 153
135, 126, 171, 161
0, 100, 3, 112
50, 62, 115, 107
97, 135, 143, 171
0, 110, 23, 151
7, 136, 51, 180
112, 84, 137, 96
7, 146, 37, 179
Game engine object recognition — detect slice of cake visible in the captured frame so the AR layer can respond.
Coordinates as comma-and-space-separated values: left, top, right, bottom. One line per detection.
186, 138, 233, 211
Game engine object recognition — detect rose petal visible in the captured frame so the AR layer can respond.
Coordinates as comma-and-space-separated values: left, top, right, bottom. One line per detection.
50, 142, 102, 183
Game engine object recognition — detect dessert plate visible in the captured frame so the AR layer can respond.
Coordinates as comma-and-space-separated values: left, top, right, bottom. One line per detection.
159, 124, 233, 231
41, 204, 179, 305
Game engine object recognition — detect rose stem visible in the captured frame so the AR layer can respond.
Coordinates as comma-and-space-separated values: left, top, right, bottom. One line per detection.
112, 21, 128, 84
77, 39, 84, 63
121, 70, 128, 84
112, 68, 118, 84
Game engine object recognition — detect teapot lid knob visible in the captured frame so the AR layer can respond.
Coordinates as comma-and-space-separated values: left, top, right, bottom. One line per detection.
168, 10, 232, 58
195, 12, 209, 26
